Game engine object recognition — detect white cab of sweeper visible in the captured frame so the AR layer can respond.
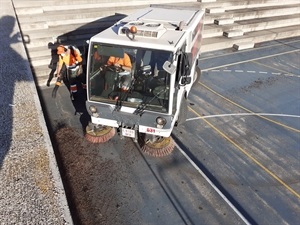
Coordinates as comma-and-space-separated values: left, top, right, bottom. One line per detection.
85, 6, 204, 157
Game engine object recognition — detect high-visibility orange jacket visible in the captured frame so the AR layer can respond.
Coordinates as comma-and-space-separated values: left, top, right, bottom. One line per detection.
107, 53, 132, 68
58, 46, 82, 67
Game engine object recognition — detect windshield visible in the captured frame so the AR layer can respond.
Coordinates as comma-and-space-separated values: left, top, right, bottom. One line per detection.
87, 43, 173, 113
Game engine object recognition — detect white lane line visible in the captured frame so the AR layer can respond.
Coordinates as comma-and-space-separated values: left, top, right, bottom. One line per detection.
206, 69, 300, 78
284, 74, 300, 78
201, 49, 300, 71
186, 113, 300, 121
199, 40, 300, 61
207, 69, 300, 78
176, 143, 251, 225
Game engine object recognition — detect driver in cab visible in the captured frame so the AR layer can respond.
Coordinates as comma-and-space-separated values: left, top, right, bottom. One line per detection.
107, 53, 132, 72
104, 52, 132, 91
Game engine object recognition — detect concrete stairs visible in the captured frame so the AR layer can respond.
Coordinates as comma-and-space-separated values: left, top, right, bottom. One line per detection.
12, 0, 300, 86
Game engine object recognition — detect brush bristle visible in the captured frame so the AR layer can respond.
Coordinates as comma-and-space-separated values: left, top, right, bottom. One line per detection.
85, 126, 115, 143
141, 137, 175, 157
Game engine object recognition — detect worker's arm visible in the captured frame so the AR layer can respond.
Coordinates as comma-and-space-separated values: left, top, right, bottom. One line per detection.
117, 54, 132, 72
56, 60, 63, 77
120, 64, 131, 72
74, 51, 83, 64
107, 56, 114, 66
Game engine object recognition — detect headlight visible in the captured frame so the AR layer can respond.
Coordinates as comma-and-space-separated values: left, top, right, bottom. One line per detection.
156, 117, 166, 128
89, 105, 97, 113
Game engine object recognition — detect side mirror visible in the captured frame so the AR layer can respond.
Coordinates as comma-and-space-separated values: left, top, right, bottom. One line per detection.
163, 61, 176, 74
180, 76, 191, 85
183, 53, 192, 75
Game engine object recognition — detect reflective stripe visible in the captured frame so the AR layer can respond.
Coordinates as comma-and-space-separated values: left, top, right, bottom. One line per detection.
70, 84, 77, 93
67, 64, 78, 70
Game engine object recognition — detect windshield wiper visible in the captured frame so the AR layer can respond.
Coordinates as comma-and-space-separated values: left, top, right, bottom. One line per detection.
114, 77, 136, 111
134, 88, 168, 116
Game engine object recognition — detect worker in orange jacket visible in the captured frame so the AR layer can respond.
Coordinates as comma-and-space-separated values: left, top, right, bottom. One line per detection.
105, 53, 132, 91
107, 53, 132, 72
54, 45, 84, 99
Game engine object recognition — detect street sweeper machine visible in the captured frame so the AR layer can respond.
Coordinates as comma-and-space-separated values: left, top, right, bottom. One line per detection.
85, 6, 204, 157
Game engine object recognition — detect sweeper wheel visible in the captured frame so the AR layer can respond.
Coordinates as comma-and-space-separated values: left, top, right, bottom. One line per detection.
85, 124, 115, 143
141, 136, 175, 157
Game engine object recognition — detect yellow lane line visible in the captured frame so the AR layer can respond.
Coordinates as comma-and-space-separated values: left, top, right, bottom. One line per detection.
188, 106, 300, 199
199, 82, 300, 133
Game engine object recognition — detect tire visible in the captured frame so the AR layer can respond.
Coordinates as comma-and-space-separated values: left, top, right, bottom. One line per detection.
176, 96, 188, 126
192, 66, 201, 88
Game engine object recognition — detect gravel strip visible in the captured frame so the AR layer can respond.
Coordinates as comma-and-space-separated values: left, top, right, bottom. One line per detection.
0, 1, 72, 224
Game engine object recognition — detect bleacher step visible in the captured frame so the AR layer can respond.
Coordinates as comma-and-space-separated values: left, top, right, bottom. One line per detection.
214, 18, 234, 25
14, 0, 197, 14
233, 42, 255, 50
223, 29, 244, 38
202, 25, 300, 52
12, 0, 300, 87
205, 14, 300, 38
205, 4, 300, 24
206, 7, 225, 13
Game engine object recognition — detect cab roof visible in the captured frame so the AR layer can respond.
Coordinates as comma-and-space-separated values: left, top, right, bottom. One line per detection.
90, 7, 201, 51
